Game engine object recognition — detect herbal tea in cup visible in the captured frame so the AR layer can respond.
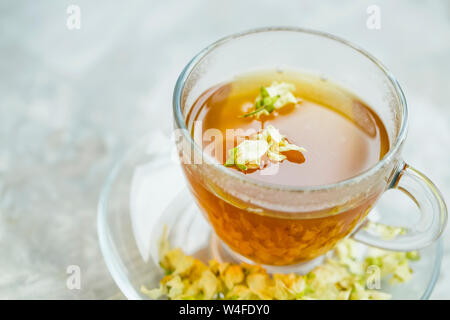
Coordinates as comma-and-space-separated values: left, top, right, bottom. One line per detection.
173, 28, 447, 267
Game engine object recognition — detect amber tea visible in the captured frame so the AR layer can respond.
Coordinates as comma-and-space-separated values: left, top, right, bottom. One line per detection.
181, 70, 390, 265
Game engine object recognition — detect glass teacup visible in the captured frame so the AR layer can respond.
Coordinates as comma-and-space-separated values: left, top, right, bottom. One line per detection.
172, 28, 447, 267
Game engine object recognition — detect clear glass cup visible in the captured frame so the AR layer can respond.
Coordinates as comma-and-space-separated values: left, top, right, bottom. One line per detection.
172, 27, 447, 267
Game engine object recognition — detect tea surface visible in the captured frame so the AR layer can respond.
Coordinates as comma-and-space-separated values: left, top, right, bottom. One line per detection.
187, 70, 389, 186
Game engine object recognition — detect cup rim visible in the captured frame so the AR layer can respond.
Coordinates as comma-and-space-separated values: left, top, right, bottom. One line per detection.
173, 26, 408, 192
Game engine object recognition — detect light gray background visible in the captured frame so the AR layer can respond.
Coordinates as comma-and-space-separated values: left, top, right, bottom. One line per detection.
0, 0, 448, 299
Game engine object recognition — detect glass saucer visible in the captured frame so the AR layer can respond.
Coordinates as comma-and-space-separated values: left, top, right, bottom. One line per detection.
97, 132, 443, 300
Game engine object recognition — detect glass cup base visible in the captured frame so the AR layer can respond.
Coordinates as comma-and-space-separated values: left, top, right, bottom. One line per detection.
209, 232, 325, 274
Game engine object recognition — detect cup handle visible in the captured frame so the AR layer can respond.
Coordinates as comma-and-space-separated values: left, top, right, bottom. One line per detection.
352, 162, 447, 251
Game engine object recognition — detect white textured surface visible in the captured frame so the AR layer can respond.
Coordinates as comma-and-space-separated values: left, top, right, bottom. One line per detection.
0, 0, 449, 299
